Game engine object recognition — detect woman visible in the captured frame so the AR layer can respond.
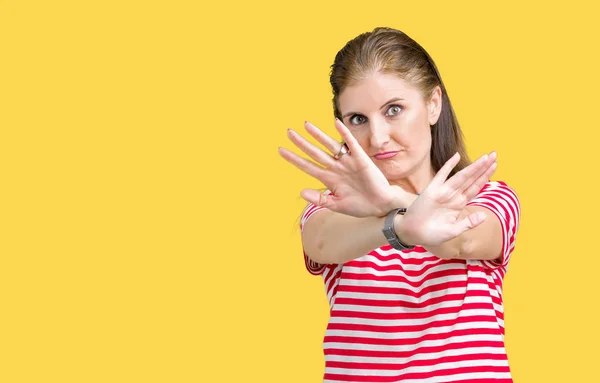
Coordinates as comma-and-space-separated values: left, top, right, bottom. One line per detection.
278, 27, 520, 383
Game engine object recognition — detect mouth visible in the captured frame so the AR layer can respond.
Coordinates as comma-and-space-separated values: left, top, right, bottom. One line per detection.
373, 151, 400, 160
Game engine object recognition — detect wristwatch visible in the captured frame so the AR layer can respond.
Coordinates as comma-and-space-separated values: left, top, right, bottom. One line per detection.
382, 208, 416, 251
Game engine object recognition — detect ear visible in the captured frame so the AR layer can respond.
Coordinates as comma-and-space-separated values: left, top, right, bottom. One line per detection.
427, 86, 442, 126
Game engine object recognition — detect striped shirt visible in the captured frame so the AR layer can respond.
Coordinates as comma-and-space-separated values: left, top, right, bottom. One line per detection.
299, 181, 520, 383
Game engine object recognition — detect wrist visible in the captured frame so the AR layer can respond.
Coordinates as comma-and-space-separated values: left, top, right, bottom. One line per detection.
404, 193, 419, 208
393, 213, 416, 247
387, 188, 418, 211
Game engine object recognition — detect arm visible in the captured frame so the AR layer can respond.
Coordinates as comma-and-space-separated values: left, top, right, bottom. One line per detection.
281, 120, 504, 264
301, 154, 502, 265
398, 181, 520, 263
307, 183, 517, 266
302, 193, 419, 265
303, 203, 499, 265
408, 205, 502, 261
302, 210, 388, 265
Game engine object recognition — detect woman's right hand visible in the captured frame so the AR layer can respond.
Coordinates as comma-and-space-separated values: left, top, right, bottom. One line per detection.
278, 119, 412, 218
397, 151, 498, 247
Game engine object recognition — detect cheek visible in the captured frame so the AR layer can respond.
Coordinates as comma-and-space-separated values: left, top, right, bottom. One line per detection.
415, 127, 433, 154
391, 117, 431, 149
408, 112, 432, 146
350, 131, 370, 150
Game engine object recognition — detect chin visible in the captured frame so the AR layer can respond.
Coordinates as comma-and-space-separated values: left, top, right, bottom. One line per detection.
380, 160, 415, 180
382, 169, 411, 182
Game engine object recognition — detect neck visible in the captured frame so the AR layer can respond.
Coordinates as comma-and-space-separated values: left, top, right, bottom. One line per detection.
389, 164, 436, 195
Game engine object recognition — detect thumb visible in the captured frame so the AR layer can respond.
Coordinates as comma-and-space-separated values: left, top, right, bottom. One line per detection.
301, 189, 334, 208
453, 211, 487, 236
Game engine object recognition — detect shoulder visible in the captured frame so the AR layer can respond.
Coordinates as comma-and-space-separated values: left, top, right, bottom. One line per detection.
470, 180, 521, 216
475, 180, 519, 198
464, 180, 521, 268
467, 179, 521, 243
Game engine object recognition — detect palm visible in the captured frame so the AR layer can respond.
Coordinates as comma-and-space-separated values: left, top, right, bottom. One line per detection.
317, 155, 398, 217
400, 151, 498, 246
278, 119, 406, 217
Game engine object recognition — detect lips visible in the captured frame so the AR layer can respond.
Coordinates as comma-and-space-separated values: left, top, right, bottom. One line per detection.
374, 151, 400, 160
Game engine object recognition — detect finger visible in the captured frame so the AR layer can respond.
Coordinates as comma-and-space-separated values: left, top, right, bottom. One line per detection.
430, 152, 461, 188
446, 151, 494, 193
304, 121, 345, 155
450, 210, 487, 237
445, 158, 496, 208
456, 151, 496, 195
300, 188, 338, 209
287, 129, 336, 168
463, 161, 498, 201
444, 153, 487, 191
333, 118, 371, 162
278, 147, 329, 183
461, 151, 496, 189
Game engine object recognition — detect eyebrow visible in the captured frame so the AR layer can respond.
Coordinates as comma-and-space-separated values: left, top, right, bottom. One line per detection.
341, 97, 404, 119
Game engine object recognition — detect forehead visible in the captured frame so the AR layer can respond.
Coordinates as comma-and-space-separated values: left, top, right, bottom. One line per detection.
338, 72, 424, 112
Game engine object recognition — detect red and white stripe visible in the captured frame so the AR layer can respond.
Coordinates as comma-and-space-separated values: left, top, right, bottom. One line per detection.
299, 181, 520, 383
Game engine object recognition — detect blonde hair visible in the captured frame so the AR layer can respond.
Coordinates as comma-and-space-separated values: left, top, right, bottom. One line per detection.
329, 27, 471, 176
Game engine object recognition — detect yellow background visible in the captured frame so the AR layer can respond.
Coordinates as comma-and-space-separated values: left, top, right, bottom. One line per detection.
1, 1, 598, 382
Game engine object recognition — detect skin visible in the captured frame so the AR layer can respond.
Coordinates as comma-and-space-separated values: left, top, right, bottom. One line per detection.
278, 72, 503, 264
338, 72, 437, 195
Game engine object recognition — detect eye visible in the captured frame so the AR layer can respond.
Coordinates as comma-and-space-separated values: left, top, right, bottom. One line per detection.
349, 114, 367, 126
386, 105, 402, 116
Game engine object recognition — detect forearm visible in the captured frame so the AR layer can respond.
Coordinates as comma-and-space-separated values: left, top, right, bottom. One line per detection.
310, 211, 466, 264
421, 236, 465, 259
306, 212, 390, 265
417, 206, 499, 261
398, 206, 471, 260
303, 193, 419, 265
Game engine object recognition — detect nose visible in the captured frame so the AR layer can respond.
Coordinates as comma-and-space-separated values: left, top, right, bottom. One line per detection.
369, 116, 391, 151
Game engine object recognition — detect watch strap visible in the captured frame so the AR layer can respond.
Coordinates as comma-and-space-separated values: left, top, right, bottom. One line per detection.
382, 208, 415, 251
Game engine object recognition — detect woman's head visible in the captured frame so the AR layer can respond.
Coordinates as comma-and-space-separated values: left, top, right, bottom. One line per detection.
330, 27, 470, 186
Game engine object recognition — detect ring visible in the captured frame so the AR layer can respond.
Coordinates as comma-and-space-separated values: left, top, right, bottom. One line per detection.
333, 142, 350, 160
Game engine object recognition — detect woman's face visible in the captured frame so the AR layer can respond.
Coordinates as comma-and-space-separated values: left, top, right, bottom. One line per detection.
338, 72, 442, 184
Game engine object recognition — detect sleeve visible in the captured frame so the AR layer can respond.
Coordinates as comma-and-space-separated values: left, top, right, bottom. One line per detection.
299, 191, 336, 276
466, 181, 521, 270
